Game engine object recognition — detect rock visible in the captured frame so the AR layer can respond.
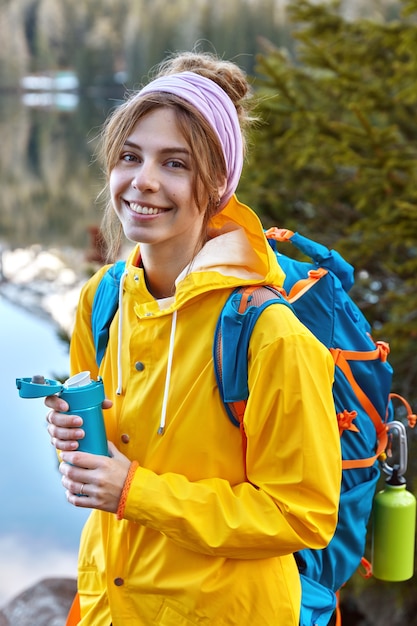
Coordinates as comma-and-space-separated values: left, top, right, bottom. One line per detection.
0, 245, 87, 336
0, 578, 77, 626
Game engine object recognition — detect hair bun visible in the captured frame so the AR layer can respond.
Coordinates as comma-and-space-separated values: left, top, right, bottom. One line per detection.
155, 51, 255, 135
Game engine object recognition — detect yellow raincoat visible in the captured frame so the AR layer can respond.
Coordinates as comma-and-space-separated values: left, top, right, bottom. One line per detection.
69, 196, 341, 625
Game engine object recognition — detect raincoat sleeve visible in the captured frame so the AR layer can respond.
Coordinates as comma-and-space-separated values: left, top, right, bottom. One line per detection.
121, 304, 341, 560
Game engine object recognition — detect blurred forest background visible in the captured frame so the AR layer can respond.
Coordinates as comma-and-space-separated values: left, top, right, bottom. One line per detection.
1, 0, 417, 623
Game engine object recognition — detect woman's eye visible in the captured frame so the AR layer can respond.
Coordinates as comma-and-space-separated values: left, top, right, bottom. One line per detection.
166, 159, 185, 169
121, 153, 138, 163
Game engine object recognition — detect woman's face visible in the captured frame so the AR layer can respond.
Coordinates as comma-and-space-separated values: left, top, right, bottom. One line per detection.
110, 106, 223, 257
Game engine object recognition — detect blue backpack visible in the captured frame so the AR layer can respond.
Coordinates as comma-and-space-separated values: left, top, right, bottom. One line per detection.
90, 228, 410, 626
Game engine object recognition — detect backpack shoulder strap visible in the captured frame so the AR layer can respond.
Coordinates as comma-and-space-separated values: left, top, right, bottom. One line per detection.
91, 260, 126, 367
213, 285, 291, 426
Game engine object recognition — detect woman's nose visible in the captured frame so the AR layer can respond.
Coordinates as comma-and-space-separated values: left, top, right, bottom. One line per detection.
131, 163, 159, 192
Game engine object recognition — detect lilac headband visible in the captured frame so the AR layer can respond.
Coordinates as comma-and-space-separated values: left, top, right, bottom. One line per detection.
138, 71, 244, 209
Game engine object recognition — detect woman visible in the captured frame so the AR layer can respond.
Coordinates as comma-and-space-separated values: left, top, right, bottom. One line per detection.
46, 51, 341, 625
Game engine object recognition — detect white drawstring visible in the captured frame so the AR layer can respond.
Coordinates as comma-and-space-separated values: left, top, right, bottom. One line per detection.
114, 267, 177, 433
116, 269, 128, 395
158, 309, 177, 435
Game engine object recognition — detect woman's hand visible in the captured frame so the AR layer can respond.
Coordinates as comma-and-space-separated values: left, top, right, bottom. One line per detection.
59, 442, 131, 513
44, 396, 130, 513
45, 395, 112, 451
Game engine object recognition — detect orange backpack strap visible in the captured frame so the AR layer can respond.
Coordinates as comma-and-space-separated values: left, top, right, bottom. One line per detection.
335, 590, 342, 626
285, 268, 328, 303
66, 592, 80, 626
330, 348, 389, 469
264, 226, 294, 241
390, 392, 417, 428
359, 556, 373, 579
340, 340, 390, 363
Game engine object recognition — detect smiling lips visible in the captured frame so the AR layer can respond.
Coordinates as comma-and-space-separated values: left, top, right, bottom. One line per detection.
129, 201, 169, 216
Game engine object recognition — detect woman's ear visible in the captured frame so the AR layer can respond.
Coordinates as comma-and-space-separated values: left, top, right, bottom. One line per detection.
217, 178, 227, 203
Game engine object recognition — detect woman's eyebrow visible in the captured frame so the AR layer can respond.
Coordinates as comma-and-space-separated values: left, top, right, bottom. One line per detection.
160, 147, 191, 156
123, 140, 190, 155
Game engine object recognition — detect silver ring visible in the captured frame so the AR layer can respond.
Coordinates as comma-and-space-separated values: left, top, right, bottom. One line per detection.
79, 483, 85, 496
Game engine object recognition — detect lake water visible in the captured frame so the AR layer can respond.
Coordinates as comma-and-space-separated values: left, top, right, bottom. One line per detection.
0, 92, 111, 607
0, 295, 90, 606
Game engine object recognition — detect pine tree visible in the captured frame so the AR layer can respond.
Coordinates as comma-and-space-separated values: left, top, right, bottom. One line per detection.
239, 0, 417, 402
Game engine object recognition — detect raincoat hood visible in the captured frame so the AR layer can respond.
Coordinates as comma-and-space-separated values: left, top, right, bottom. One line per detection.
190, 194, 286, 291
122, 195, 285, 315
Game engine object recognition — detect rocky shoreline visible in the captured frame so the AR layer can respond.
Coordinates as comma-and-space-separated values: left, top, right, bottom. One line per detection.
0, 244, 96, 339
0, 578, 76, 626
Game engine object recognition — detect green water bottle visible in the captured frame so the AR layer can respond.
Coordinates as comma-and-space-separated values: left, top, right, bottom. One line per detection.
372, 466, 416, 581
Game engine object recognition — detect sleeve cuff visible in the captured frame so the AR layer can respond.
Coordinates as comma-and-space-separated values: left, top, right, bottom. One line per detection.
116, 460, 139, 520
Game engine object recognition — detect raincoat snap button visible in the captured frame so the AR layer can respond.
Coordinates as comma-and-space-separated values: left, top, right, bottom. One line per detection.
121, 434, 130, 444
114, 577, 124, 586
135, 361, 145, 371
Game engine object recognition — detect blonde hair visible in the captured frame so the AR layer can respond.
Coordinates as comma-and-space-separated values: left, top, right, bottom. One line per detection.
98, 51, 255, 261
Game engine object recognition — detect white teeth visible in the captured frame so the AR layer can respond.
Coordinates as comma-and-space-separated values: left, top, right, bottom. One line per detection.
130, 203, 165, 215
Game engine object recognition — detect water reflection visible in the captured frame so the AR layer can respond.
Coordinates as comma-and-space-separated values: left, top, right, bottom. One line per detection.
0, 92, 120, 250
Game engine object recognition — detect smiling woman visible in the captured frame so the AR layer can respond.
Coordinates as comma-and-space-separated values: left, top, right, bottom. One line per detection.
100, 64, 248, 257
41, 50, 341, 626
